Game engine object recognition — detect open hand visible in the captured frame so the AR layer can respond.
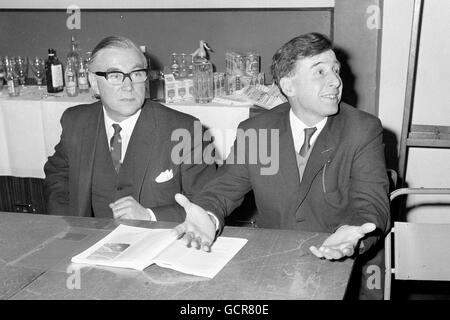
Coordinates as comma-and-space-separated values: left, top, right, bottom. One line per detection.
173, 193, 216, 252
309, 222, 376, 260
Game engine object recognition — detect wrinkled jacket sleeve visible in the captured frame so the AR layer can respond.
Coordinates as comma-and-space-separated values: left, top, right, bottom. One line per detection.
337, 117, 390, 253
43, 111, 71, 215
151, 124, 217, 222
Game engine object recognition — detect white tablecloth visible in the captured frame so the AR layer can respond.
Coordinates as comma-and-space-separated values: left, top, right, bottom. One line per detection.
0, 86, 251, 178
164, 100, 251, 162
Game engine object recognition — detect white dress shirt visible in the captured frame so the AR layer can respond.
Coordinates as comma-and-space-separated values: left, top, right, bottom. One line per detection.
103, 107, 156, 221
103, 107, 141, 163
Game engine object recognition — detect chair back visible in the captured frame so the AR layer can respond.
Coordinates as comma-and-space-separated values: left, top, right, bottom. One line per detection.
394, 221, 450, 281
384, 187, 450, 300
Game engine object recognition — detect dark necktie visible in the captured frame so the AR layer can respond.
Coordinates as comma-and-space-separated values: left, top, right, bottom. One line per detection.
299, 127, 317, 157
110, 123, 122, 173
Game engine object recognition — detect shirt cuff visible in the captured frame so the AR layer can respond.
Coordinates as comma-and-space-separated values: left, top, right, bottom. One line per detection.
206, 211, 220, 231
358, 239, 365, 254
146, 208, 157, 221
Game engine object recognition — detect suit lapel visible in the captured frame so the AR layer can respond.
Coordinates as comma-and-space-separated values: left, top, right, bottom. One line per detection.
124, 101, 157, 201
294, 112, 340, 218
276, 106, 303, 214
77, 101, 103, 216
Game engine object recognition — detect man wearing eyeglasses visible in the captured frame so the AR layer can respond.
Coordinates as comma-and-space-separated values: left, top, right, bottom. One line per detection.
44, 36, 216, 221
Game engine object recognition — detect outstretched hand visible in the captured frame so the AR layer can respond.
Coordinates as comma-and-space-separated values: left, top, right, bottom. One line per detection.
173, 193, 216, 252
309, 222, 376, 260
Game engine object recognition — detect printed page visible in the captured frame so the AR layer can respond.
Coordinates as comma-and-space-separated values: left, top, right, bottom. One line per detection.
71, 225, 177, 270
152, 236, 248, 278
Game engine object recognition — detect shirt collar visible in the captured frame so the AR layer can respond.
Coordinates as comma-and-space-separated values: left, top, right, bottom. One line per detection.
103, 107, 141, 136
289, 108, 328, 151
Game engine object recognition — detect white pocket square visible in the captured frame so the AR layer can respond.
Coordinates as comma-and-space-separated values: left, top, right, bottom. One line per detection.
155, 169, 174, 183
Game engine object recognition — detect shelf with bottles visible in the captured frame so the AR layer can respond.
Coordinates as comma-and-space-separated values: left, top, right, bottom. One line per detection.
161, 42, 273, 107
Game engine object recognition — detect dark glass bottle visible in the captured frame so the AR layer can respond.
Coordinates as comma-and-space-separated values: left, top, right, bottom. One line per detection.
139, 45, 151, 99
149, 70, 165, 102
45, 49, 64, 93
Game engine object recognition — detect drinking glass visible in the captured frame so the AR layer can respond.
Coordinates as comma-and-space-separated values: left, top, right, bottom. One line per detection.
15, 56, 28, 87
4, 56, 17, 80
4, 56, 15, 69
30, 57, 45, 89
0, 57, 6, 92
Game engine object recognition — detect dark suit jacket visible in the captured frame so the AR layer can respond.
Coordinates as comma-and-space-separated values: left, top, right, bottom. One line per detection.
44, 100, 216, 222
194, 102, 390, 252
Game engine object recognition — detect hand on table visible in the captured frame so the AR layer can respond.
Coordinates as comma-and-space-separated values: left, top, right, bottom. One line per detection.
110, 196, 151, 221
309, 222, 376, 260
173, 193, 216, 252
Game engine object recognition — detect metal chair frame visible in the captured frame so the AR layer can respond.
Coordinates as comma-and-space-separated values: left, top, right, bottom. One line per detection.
384, 187, 450, 299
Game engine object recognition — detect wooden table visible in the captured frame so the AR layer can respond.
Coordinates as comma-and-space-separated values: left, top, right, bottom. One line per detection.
0, 211, 354, 300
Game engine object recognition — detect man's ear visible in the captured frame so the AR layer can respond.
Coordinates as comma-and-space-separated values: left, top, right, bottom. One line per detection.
279, 77, 295, 97
88, 72, 100, 96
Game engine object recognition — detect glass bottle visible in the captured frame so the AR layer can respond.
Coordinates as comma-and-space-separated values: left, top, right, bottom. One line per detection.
84, 52, 92, 71
140, 45, 151, 99
0, 64, 4, 92
65, 58, 78, 97
45, 49, 64, 93
6, 63, 20, 96
77, 57, 89, 93
170, 53, 179, 78
187, 54, 194, 78
84, 51, 92, 87
192, 40, 213, 104
149, 70, 165, 102
179, 53, 188, 79
67, 35, 80, 72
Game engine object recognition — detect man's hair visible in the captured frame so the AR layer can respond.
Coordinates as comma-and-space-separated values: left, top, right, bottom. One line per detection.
89, 35, 146, 69
270, 32, 332, 87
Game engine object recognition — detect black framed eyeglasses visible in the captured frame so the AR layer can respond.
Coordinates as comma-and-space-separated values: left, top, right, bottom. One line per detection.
94, 69, 148, 85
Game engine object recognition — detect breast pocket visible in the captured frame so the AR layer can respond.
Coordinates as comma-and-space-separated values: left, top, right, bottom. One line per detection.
146, 174, 181, 207
154, 176, 180, 189
321, 160, 350, 208
324, 184, 349, 210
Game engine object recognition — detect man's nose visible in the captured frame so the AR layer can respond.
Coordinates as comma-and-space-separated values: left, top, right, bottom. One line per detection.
328, 72, 342, 88
121, 76, 133, 90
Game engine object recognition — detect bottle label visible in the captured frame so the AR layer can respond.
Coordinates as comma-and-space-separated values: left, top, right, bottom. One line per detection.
78, 75, 89, 90
78, 75, 87, 84
66, 81, 77, 96
51, 64, 64, 88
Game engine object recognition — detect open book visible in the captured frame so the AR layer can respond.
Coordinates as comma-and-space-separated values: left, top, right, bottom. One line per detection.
71, 224, 247, 279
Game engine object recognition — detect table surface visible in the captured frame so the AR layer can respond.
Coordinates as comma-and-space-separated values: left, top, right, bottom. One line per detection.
0, 211, 354, 300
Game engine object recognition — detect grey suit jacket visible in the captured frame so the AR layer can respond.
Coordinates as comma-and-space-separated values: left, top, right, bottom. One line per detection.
194, 102, 390, 252
44, 100, 216, 222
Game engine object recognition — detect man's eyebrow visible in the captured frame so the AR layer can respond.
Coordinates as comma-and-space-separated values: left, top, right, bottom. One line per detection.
310, 61, 324, 68
310, 60, 341, 69
104, 64, 145, 73
105, 67, 123, 72
130, 63, 145, 69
